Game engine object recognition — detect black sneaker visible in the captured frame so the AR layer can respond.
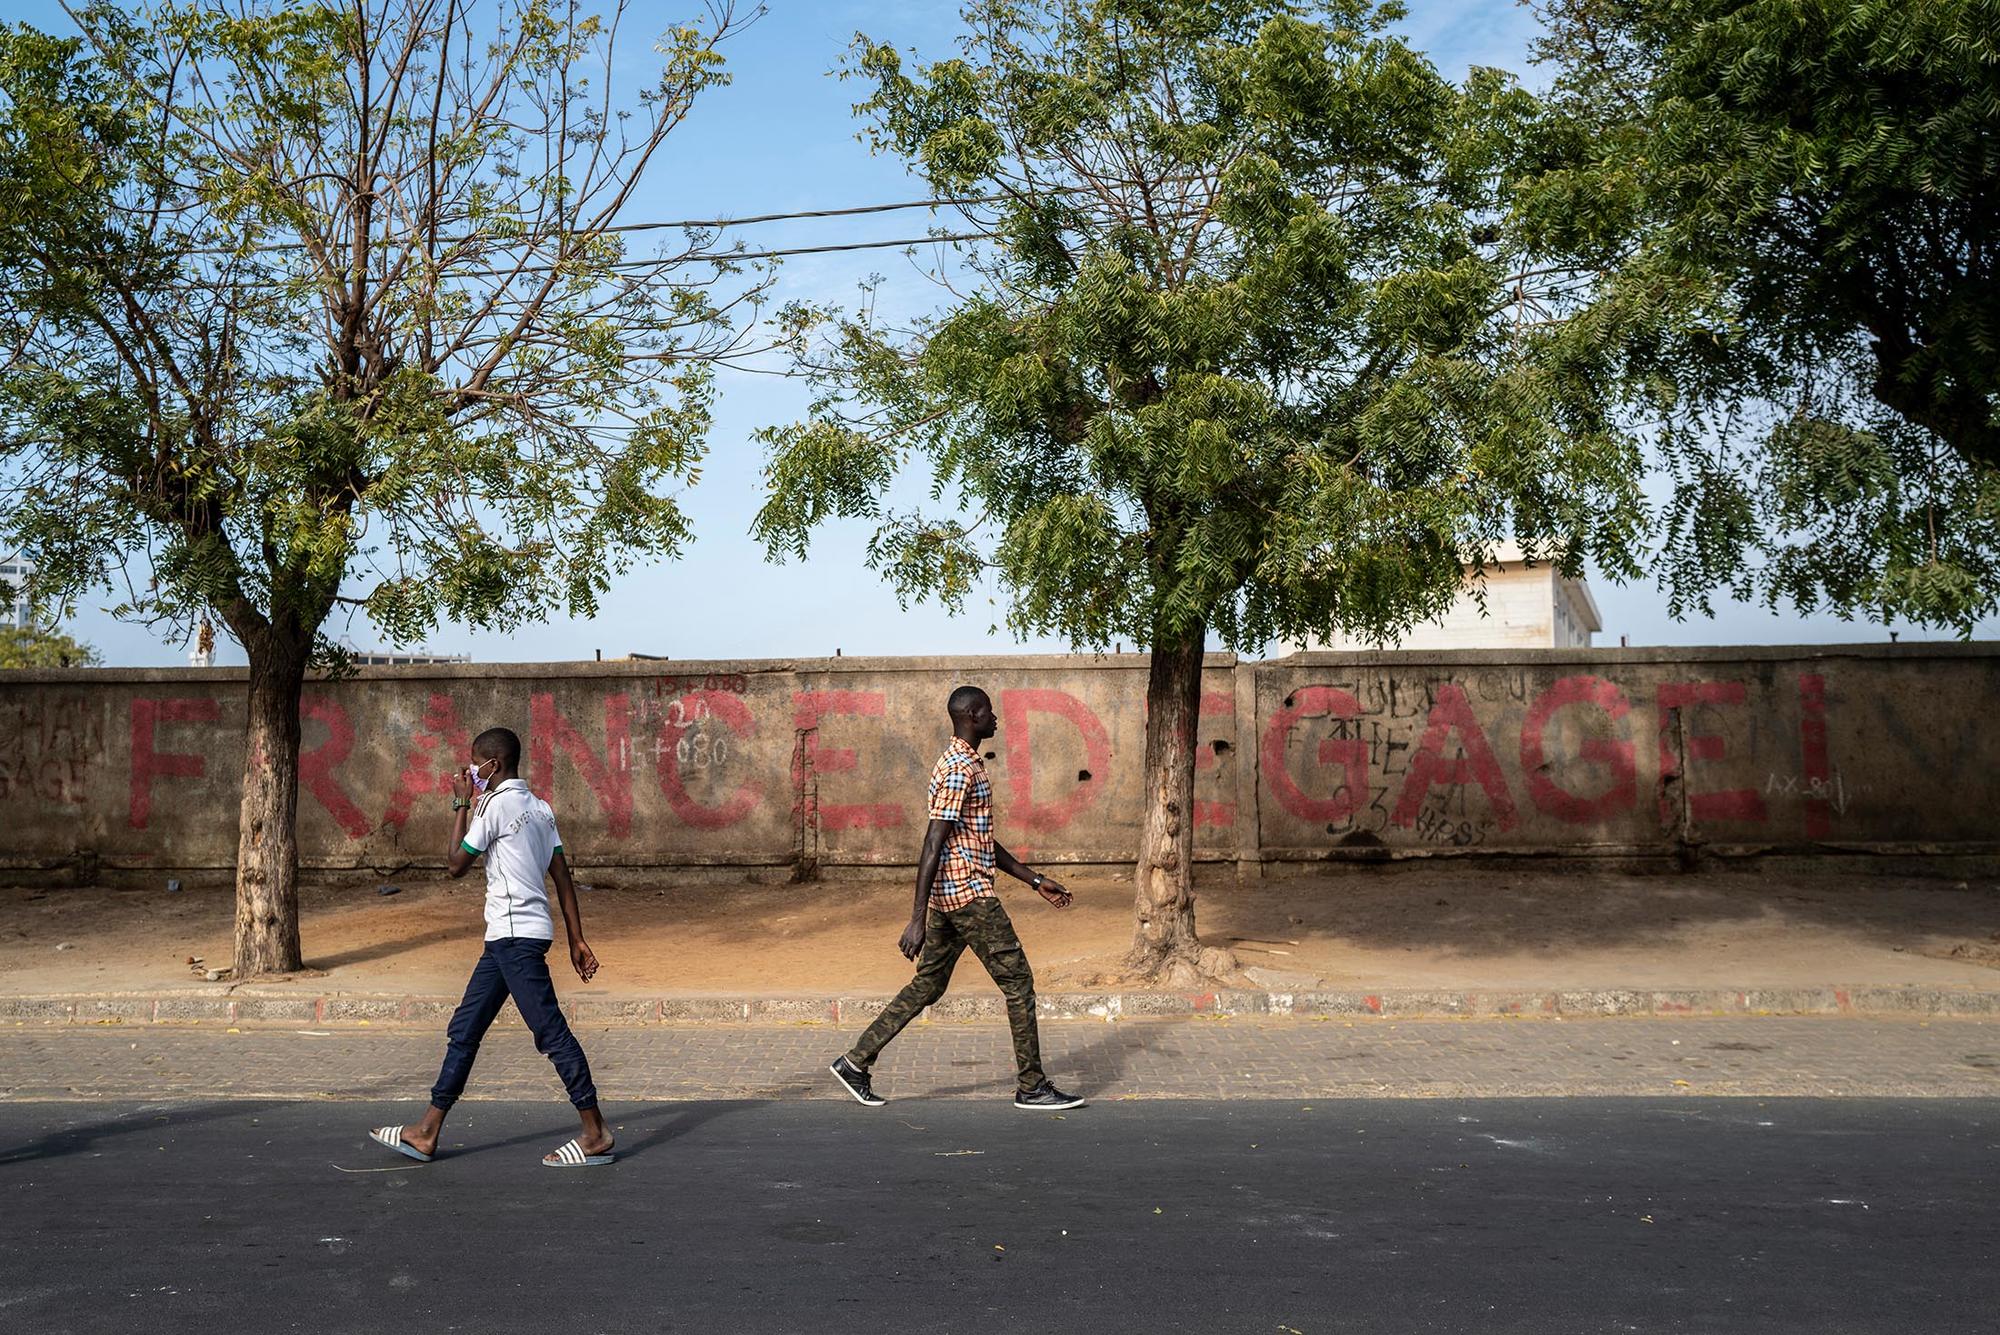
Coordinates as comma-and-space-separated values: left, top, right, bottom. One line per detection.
829, 1055, 885, 1107
1013, 1080, 1086, 1111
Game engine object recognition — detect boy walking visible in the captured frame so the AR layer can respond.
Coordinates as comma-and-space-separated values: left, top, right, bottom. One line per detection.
830, 686, 1085, 1110
368, 726, 615, 1167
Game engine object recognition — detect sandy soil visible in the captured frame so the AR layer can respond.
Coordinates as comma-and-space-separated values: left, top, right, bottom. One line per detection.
3, 864, 1998, 999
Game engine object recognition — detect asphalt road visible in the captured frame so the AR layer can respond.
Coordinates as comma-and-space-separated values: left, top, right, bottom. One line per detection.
2, 1098, 1995, 1334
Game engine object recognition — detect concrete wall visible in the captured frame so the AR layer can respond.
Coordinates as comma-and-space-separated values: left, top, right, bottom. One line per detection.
0, 645, 1993, 877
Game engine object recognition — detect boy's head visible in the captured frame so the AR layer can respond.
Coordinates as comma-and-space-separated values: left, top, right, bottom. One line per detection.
471, 726, 522, 779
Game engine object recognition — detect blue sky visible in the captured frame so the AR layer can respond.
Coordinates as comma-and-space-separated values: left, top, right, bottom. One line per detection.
15, 0, 1994, 665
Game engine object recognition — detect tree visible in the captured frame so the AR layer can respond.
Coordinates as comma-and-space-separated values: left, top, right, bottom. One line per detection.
0, 0, 767, 975
1524, 0, 2000, 629
0, 625, 101, 668
755, 0, 1648, 982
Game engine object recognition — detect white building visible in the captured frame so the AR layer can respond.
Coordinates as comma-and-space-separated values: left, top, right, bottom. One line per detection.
350, 649, 472, 666
1306, 542, 1603, 651
0, 555, 35, 629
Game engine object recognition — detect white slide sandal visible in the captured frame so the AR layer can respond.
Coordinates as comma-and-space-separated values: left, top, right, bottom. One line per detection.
368, 1126, 433, 1163
543, 1137, 616, 1168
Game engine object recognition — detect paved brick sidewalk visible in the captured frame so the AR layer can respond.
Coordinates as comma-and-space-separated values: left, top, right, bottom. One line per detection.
10, 980, 2000, 1026
5, 1016, 1999, 1101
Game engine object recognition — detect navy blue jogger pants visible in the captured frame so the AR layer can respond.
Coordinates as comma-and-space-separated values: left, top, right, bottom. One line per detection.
429, 937, 598, 1111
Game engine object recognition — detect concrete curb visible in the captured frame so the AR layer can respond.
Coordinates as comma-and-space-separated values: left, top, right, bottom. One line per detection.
3, 984, 1998, 1027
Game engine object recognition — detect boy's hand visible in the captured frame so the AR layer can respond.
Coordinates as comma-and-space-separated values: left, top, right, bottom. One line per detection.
569, 939, 600, 983
897, 916, 927, 961
1035, 877, 1073, 909
449, 767, 474, 804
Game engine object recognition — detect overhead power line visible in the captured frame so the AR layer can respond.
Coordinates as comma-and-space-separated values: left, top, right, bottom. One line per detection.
34, 230, 999, 292
55, 177, 1219, 268
685, 232, 995, 264
602, 195, 1005, 234
55, 195, 1009, 265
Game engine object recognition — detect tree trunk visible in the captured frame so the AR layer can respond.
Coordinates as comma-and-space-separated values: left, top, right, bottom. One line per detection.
1125, 622, 1234, 985
233, 633, 309, 977
1868, 334, 2000, 472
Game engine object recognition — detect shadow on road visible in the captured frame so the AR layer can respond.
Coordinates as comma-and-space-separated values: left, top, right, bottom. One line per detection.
402, 1099, 757, 1164
906, 1021, 1148, 1100
0, 1099, 282, 1165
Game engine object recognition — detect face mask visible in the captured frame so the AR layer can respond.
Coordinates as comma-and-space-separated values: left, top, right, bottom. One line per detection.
468, 760, 493, 795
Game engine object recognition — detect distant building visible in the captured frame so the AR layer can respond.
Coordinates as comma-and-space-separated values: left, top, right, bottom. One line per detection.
0, 555, 35, 629
1305, 542, 1603, 651
349, 649, 472, 667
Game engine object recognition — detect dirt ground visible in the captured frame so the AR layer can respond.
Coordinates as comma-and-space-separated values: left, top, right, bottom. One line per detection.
3, 864, 1998, 999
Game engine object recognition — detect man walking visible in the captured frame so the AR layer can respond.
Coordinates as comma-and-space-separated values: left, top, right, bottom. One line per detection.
367, 725, 616, 1167
830, 686, 1085, 1110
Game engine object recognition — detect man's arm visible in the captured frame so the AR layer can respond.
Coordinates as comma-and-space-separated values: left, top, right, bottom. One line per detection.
995, 842, 1073, 908
446, 772, 478, 877
548, 849, 600, 983
900, 819, 952, 960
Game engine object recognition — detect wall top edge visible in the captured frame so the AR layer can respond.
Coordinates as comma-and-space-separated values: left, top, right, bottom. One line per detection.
1266, 642, 2000, 667
0, 642, 1992, 686
0, 651, 1243, 685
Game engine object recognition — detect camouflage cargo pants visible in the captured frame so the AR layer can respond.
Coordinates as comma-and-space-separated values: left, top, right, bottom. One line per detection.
846, 895, 1045, 1093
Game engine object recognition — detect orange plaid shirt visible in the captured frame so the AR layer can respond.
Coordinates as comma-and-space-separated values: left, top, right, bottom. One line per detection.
926, 737, 995, 911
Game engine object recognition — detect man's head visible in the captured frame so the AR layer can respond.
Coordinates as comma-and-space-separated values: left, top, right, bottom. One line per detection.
470, 726, 522, 781
947, 685, 996, 742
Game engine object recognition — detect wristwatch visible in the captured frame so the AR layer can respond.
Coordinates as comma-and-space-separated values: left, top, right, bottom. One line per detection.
452, 798, 471, 811
1031, 874, 1045, 890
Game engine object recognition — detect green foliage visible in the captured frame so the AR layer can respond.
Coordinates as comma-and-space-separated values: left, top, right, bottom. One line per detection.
1759, 402, 2000, 628
1526, 0, 2000, 630
756, 0, 1649, 653
0, 624, 101, 668
0, 0, 763, 666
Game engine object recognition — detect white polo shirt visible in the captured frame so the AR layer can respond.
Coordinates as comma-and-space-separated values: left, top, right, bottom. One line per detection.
460, 778, 563, 942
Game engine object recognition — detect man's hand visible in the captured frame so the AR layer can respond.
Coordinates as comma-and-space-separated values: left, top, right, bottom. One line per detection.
569, 939, 600, 983
897, 916, 927, 961
449, 766, 474, 805
1035, 876, 1073, 909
